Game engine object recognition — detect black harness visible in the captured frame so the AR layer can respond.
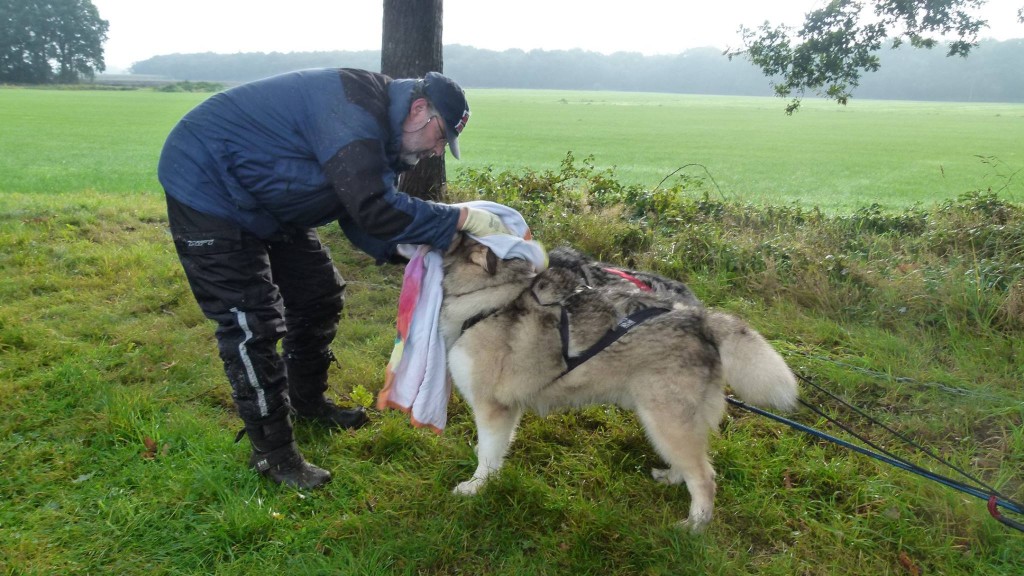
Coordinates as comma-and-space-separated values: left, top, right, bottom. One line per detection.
457, 272, 670, 375
460, 306, 502, 334
559, 305, 669, 373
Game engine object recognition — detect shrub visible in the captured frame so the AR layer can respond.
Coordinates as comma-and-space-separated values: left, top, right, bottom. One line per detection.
451, 158, 1024, 333
156, 80, 225, 93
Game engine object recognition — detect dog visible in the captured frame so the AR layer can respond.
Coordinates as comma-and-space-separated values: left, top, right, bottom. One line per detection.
440, 237, 798, 532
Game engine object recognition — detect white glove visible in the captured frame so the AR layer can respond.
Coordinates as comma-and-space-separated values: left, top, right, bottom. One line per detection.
460, 207, 510, 237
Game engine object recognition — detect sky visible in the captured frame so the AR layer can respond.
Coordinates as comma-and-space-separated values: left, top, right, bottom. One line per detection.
93, 0, 1024, 73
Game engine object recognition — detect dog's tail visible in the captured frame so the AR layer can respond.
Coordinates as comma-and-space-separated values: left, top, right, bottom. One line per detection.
706, 311, 798, 411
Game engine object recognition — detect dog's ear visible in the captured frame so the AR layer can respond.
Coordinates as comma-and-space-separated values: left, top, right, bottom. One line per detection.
468, 245, 499, 275
531, 268, 579, 305
531, 277, 559, 305
485, 249, 498, 275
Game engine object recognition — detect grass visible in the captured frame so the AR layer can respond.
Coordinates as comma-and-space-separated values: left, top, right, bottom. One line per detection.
461, 90, 1024, 211
1, 86, 1023, 574
2, 87, 1022, 209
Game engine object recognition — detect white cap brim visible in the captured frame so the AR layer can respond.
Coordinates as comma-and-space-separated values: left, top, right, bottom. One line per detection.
448, 133, 461, 160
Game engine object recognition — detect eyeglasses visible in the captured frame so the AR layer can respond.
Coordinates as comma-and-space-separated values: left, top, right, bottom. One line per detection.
429, 115, 448, 143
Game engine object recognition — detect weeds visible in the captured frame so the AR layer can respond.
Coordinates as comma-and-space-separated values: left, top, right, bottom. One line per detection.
458, 156, 1024, 334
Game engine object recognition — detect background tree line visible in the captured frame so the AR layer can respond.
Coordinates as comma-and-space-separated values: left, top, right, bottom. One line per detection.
0, 0, 107, 83
3, 0, 1021, 105
128, 40, 1024, 103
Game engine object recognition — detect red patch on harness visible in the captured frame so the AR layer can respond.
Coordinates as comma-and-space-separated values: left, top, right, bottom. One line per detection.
602, 268, 652, 292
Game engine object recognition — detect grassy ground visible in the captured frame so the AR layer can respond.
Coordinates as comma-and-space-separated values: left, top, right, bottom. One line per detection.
1, 87, 1023, 574
3, 186, 1022, 574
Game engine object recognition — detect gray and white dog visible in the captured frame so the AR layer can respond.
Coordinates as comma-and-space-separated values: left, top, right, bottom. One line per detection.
440, 237, 797, 532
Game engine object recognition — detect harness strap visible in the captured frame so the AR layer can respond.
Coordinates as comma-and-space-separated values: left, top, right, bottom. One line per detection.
562, 307, 670, 374
456, 274, 667, 376
461, 307, 500, 334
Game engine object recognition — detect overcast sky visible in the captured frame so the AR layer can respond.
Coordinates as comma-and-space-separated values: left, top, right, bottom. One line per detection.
93, 0, 1024, 72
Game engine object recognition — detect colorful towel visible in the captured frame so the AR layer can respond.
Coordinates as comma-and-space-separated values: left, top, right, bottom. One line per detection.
377, 201, 547, 432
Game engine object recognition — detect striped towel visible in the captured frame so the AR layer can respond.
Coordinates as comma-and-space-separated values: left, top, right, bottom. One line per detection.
377, 201, 547, 432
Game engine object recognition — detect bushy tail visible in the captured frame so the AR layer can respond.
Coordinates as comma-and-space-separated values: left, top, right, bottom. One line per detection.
706, 311, 798, 411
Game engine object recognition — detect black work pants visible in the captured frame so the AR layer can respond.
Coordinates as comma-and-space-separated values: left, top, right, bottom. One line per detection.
165, 195, 346, 425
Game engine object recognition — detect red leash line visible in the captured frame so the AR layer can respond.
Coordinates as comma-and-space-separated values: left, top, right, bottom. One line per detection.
989, 495, 1024, 531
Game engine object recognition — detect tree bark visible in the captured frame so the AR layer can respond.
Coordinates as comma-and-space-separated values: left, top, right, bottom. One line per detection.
381, 0, 446, 201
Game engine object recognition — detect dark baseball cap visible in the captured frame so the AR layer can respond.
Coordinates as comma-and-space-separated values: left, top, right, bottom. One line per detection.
422, 71, 470, 159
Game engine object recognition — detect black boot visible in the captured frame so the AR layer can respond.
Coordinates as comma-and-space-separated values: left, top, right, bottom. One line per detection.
287, 349, 369, 430
293, 396, 370, 430
245, 412, 332, 489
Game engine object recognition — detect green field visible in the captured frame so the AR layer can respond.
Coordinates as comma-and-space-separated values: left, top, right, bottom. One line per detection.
2, 86, 1023, 575
465, 90, 1024, 210
2, 87, 1022, 210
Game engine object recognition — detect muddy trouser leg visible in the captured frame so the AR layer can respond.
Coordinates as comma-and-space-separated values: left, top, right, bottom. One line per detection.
165, 195, 331, 489
269, 229, 368, 430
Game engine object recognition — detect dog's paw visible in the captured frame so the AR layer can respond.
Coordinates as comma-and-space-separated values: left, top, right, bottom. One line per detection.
651, 467, 670, 483
453, 478, 484, 496
651, 467, 683, 485
677, 512, 712, 534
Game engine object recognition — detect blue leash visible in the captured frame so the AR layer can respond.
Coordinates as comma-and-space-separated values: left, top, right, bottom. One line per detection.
725, 374, 1024, 532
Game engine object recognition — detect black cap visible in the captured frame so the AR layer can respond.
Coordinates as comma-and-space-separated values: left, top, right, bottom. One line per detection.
422, 71, 470, 159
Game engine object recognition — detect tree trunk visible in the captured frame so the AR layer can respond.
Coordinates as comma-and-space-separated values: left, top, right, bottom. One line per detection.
381, 0, 446, 201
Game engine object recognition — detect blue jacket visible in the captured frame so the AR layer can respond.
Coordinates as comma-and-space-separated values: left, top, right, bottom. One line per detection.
157, 68, 461, 262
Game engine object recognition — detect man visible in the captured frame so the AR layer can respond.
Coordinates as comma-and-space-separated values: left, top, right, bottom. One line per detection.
158, 68, 506, 489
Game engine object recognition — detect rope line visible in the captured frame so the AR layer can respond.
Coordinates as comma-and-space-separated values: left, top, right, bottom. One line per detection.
796, 352, 1021, 404
796, 373, 1010, 502
725, 371, 1024, 532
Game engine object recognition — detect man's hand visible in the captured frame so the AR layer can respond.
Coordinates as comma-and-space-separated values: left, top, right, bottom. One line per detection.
459, 207, 510, 237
